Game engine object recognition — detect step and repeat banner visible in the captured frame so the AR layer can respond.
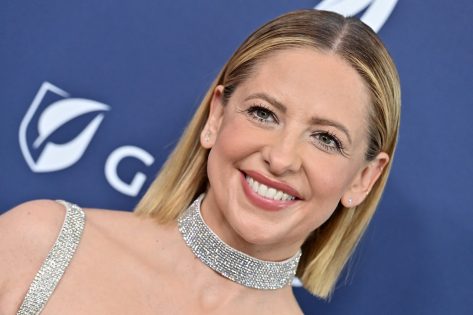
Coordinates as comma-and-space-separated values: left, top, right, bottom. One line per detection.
1, 1, 472, 314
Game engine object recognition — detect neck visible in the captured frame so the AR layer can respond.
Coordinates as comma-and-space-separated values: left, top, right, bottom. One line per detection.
177, 194, 301, 291
180, 257, 297, 313
173, 240, 298, 312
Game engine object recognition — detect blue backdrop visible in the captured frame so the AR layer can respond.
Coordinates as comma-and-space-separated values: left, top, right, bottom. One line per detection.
1, 1, 472, 314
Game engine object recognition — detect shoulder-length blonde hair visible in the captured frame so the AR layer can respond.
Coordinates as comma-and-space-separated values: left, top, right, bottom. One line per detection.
135, 9, 401, 299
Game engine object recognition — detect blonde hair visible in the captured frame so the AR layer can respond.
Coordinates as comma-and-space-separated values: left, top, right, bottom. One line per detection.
135, 9, 401, 299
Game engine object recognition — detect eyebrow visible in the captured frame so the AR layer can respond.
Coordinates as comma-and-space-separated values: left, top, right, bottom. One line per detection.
244, 93, 287, 113
310, 117, 352, 144
244, 92, 352, 144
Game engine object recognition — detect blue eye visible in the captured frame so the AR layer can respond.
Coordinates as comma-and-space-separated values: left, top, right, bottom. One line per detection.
246, 105, 278, 124
318, 134, 336, 146
313, 132, 345, 154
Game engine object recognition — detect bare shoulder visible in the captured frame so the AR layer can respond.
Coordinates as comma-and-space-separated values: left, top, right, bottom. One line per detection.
0, 199, 68, 269
0, 200, 70, 307
0, 200, 130, 310
0, 199, 68, 255
0, 199, 144, 259
1, 198, 66, 225
0, 200, 67, 245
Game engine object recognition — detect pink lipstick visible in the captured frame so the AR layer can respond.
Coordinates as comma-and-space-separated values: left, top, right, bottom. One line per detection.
240, 170, 300, 211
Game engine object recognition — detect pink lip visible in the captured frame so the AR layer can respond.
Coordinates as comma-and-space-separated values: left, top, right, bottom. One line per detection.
239, 170, 300, 212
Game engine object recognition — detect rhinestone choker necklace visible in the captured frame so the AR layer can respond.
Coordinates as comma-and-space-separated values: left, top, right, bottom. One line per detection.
177, 194, 301, 290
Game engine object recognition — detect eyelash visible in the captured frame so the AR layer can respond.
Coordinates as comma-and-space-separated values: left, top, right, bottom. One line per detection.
243, 104, 346, 155
311, 131, 346, 155
245, 104, 278, 124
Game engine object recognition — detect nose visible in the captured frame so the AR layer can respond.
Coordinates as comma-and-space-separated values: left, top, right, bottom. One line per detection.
262, 133, 302, 175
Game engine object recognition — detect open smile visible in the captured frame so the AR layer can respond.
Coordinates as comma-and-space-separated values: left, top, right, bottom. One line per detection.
245, 176, 296, 201
240, 170, 302, 211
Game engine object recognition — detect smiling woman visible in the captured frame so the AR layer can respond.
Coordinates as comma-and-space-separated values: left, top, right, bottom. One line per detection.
202, 47, 384, 262
136, 9, 400, 300
0, 9, 400, 315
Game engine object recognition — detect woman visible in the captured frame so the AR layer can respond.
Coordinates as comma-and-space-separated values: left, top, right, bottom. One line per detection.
0, 9, 400, 315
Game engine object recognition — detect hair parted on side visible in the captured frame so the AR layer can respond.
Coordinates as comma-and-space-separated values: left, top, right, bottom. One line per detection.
135, 9, 401, 299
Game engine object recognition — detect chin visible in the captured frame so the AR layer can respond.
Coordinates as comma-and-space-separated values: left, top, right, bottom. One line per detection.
232, 215, 296, 250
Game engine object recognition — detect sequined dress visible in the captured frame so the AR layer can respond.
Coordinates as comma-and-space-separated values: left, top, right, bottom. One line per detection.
16, 201, 85, 315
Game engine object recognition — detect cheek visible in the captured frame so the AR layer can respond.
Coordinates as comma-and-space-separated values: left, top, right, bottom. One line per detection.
206, 117, 253, 181
306, 159, 349, 193
212, 117, 259, 162
303, 153, 359, 209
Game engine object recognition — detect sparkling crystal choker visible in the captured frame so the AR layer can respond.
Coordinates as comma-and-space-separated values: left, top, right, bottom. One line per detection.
177, 194, 301, 290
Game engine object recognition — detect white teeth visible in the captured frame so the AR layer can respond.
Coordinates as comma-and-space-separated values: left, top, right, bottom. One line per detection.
266, 188, 276, 199
250, 178, 258, 192
245, 175, 296, 201
275, 190, 283, 201
258, 184, 268, 196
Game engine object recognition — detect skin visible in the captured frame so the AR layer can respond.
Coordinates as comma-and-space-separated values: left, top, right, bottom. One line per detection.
201, 48, 388, 262
0, 48, 387, 314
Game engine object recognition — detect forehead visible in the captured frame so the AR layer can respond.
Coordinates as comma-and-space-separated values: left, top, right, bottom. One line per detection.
235, 48, 371, 140
245, 48, 368, 110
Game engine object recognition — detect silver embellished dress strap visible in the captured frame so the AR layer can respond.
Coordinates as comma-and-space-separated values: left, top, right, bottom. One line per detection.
17, 200, 86, 315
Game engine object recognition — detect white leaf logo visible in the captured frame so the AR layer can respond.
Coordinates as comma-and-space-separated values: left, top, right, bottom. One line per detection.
315, 0, 399, 32
19, 81, 110, 172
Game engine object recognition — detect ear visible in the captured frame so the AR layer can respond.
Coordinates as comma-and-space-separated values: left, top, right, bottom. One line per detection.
200, 85, 225, 149
341, 152, 390, 207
